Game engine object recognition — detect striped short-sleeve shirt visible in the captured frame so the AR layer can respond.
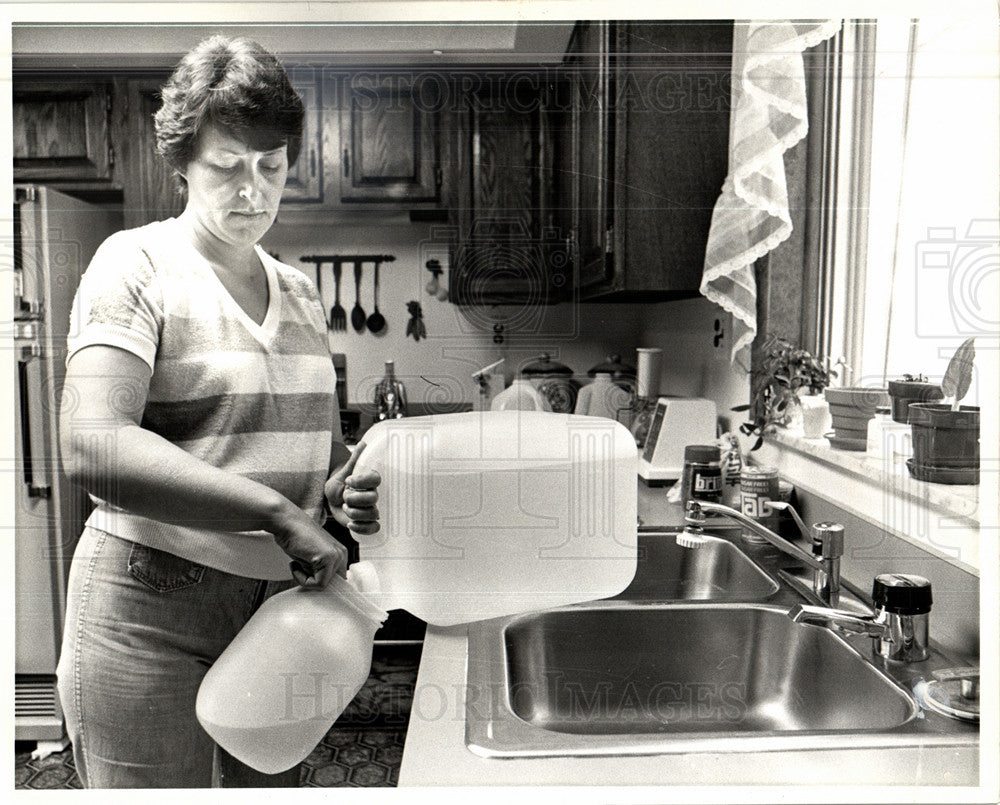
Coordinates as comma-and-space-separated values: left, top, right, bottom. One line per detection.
67, 217, 337, 580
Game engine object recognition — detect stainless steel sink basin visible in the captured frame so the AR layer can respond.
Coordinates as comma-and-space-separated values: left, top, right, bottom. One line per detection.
616, 531, 779, 601
502, 604, 912, 734
465, 602, 973, 758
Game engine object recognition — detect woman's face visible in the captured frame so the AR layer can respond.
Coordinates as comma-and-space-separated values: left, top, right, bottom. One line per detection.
182, 121, 288, 249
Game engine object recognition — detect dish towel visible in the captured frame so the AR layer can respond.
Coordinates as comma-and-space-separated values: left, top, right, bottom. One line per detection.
701, 20, 842, 363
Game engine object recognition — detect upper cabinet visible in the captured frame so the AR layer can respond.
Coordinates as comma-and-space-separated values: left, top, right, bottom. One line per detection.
112, 77, 185, 230
562, 20, 733, 299
445, 72, 570, 306
281, 69, 324, 204
338, 73, 442, 204
13, 80, 114, 183
278, 71, 445, 211
563, 21, 616, 294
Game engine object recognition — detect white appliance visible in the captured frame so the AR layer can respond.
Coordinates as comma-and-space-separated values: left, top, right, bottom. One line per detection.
14, 185, 121, 745
637, 397, 718, 484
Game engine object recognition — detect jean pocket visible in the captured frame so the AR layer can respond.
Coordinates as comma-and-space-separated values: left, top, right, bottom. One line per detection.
127, 543, 206, 592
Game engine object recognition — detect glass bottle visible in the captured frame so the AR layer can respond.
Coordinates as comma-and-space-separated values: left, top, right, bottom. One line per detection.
374, 360, 407, 420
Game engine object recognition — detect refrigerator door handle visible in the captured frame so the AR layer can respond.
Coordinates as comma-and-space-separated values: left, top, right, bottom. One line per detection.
17, 357, 52, 499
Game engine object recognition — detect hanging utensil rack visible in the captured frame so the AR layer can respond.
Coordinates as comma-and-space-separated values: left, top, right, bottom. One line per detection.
301, 255, 396, 333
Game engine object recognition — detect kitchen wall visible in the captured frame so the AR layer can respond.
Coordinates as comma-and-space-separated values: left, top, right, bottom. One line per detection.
263, 217, 749, 416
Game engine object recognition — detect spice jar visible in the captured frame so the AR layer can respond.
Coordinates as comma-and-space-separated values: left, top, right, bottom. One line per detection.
680, 445, 723, 506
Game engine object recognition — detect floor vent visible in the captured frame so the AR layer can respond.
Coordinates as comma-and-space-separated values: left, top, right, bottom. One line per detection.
15, 675, 65, 741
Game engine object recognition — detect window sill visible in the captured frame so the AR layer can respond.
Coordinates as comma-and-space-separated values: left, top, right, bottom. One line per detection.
753, 428, 980, 575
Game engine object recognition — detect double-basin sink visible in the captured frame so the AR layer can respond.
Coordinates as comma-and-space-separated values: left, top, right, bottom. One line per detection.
465, 525, 978, 758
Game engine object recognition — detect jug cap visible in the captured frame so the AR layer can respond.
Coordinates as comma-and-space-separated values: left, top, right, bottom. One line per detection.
331, 565, 389, 624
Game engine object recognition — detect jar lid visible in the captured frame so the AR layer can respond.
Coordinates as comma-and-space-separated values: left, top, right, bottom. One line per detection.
875, 406, 891, 415
683, 444, 721, 463
521, 353, 573, 377
587, 353, 636, 379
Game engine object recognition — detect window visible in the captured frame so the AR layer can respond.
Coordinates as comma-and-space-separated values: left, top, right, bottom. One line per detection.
831, 18, 999, 403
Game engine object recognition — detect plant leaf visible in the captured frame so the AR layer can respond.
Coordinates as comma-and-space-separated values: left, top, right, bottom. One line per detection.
941, 337, 976, 404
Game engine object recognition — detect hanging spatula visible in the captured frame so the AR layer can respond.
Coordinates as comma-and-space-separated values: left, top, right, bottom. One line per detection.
350, 261, 367, 332
330, 259, 347, 331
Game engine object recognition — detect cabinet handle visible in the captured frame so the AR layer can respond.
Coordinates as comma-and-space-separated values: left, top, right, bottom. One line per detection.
17, 357, 51, 499
343, 148, 350, 177
310, 149, 316, 177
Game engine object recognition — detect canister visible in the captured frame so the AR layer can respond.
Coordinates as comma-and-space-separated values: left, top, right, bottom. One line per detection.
680, 445, 723, 506
739, 465, 780, 543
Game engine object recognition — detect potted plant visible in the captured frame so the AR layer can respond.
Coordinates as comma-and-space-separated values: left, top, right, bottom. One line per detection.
734, 335, 835, 450
908, 337, 979, 484
887, 373, 944, 423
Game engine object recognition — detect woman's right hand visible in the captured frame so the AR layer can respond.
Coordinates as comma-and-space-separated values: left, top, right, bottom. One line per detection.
270, 504, 349, 589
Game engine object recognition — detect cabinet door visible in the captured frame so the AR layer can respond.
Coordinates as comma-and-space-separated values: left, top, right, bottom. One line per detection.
339, 73, 441, 204
117, 78, 186, 229
282, 70, 323, 203
609, 21, 733, 295
449, 76, 568, 306
566, 21, 616, 293
13, 80, 112, 182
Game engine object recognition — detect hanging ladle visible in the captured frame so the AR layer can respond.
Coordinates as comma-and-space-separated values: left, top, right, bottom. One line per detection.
350, 261, 366, 332
366, 259, 386, 334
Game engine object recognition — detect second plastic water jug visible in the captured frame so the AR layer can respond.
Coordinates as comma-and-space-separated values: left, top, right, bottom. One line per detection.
349, 410, 639, 625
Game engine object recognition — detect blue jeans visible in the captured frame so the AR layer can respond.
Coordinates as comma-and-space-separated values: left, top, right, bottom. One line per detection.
56, 527, 296, 788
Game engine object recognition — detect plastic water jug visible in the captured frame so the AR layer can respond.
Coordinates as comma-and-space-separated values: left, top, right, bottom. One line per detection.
197, 411, 638, 773
349, 410, 638, 625
490, 378, 551, 411
196, 569, 388, 774
574, 373, 632, 421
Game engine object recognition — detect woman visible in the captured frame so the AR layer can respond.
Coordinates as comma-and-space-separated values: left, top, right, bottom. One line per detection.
55, 35, 379, 788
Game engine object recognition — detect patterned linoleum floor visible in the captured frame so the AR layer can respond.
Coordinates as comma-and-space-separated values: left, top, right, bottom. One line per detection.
15, 644, 421, 790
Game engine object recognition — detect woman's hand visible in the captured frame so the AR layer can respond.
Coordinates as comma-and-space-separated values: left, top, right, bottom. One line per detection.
325, 442, 381, 537
270, 505, 350, 589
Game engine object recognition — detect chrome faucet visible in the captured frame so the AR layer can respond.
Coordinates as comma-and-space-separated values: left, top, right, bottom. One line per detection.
680, 499, 844, 608
790, 573, 933, 663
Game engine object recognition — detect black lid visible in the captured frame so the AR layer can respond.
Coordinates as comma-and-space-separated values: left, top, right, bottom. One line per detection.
872, 573, 933, 615
521, 353, 573, 376
683, 444, 721, 463
587, 353, 637, 379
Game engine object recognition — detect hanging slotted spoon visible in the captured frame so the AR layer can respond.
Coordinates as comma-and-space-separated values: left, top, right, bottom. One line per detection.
350, 261, 367, 332
366, 260, 386, 334
329, 260, 346, 331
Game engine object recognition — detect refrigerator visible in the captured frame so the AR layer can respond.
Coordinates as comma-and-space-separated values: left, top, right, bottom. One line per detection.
13, 185, 121, 744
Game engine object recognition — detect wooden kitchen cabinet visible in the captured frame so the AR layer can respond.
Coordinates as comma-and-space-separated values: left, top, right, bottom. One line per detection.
114, 77, 185, 229
446, 72, 570, 306
282, 69, 324, 203
563, 21, 617, 294
13, 79, 114, 184
563, 20, 733, 299
338, 72, 442, 204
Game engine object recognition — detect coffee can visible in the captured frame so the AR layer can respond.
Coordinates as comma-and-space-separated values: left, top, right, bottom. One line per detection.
739, 466, 780, 543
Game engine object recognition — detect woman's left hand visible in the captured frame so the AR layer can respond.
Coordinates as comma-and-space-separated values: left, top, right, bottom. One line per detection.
325, 442, 381, 536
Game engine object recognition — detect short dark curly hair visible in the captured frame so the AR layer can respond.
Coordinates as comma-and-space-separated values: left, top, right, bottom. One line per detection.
154, 35, 304, 184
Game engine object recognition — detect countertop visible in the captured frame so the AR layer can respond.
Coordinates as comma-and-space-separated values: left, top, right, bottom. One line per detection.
397, 481, 980, 791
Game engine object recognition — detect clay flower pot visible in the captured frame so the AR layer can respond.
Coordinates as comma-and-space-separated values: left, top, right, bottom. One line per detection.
908, 403, 980, 483
887, 379, 944, 424
824, 387, 890, 443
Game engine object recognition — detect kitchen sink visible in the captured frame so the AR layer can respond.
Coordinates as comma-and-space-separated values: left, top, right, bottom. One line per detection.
465, 601, 975, 758
502, 604, 912, 734
615, 531, 779, 601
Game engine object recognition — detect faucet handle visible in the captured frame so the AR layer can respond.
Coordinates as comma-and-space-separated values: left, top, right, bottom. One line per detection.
872, 573, 933, 615
811, 522, 844, 559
